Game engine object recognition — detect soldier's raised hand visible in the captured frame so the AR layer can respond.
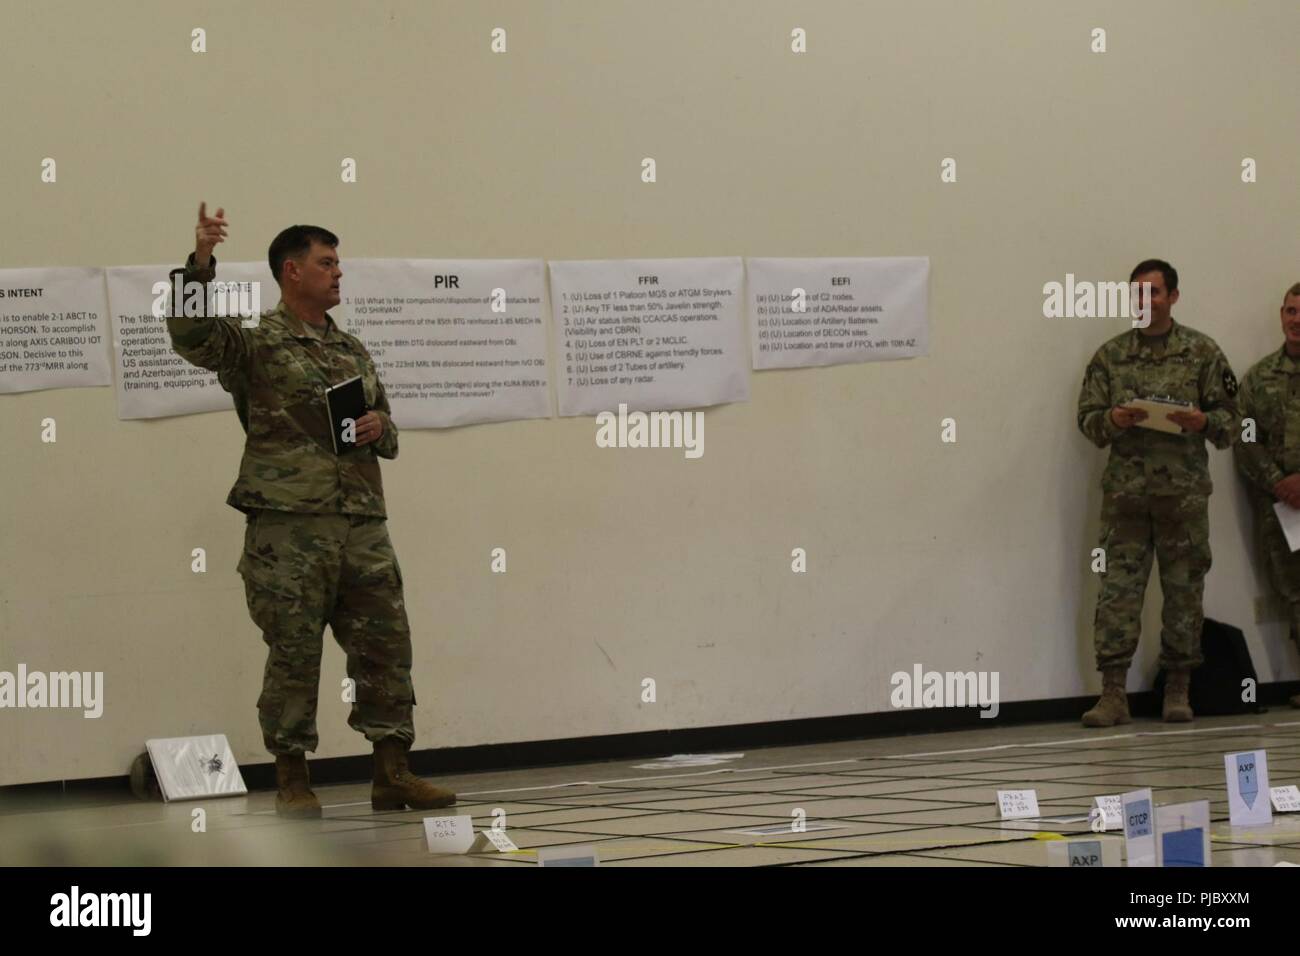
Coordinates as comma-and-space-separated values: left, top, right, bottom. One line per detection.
195, 202, 228, 268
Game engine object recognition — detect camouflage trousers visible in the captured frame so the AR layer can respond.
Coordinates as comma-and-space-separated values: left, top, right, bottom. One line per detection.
238, 509, 415, 755
1092, 492, 1210, 671
1255, 502, 1300, 639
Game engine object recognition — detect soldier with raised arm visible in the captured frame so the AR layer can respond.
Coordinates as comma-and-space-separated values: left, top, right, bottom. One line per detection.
167, 203, 454, 817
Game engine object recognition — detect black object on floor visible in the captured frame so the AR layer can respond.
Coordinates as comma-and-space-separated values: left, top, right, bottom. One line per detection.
1152, 618, 1266, 716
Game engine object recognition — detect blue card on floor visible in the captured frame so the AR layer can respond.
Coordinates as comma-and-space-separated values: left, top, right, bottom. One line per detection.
1161, 827, 1206, 867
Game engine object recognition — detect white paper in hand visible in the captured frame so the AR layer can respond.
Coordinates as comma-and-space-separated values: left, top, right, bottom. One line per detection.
1128, 397, 1192, 434
1273, 502, 1300, 552
1046, 837, 1121, 867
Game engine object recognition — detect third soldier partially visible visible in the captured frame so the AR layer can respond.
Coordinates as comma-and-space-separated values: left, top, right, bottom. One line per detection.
1077, 259, 1240, 726
1234, 281, 1300, 709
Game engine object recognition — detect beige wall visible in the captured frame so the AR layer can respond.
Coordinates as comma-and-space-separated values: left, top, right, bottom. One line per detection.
2, 0, 1299, 784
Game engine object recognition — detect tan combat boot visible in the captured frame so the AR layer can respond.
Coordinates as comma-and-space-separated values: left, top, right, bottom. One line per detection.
1162, 668, 1194, 722
371, 737, 457, 811
275, 753, 322, 819
1082, 666, 1131, 727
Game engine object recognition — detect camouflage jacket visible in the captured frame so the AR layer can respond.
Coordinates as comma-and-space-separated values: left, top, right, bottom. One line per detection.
166, 253, 398, 517
1077, 320, 1239, 496
1234, 345, 1300, 503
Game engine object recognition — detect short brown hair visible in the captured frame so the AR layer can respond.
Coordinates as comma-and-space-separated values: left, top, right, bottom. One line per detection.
1283, 283, 1300, 307
268, 225, 339, 283
1130, 258, 1177, 292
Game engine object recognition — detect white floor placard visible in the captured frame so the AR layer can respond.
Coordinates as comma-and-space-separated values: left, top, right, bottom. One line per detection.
424, 815, 476, 854
1225, 750, 1272, 827
1093, 794, 1123, 831
1271, 785, 1300, 813
997, 789, 1040, 819
1046, 836, 1121, 867
472, 828, 519, 853
1155, 800, 1211, 867
1122, 788, 1156, 867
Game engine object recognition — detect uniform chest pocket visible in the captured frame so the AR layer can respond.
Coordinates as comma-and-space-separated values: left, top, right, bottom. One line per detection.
1267, 389, 1297, 441
260, 339, 331, 404
1161, 360, 1201, 404
1112, 363, 1146, 403
1125, 357, 1198, 403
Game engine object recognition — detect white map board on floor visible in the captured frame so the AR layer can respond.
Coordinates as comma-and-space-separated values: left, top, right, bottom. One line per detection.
145, 734, 247, 801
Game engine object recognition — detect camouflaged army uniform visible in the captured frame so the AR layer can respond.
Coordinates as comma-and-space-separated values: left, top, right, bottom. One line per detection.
1235, 346, 1300, 636
1077, 320, 1240, 671
166, 252, 417, 755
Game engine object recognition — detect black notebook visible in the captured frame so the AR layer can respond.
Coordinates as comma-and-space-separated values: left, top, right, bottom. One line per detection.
325, 376, 369, 455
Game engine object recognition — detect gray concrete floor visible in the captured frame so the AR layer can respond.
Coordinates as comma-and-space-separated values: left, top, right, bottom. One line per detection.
4, 712, 1299, 866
